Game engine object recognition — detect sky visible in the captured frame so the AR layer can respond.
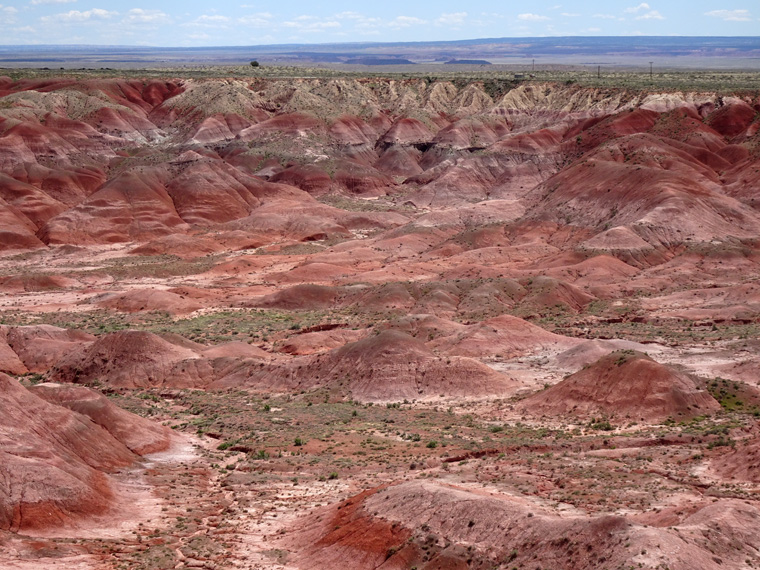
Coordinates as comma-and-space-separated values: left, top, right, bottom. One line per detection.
0, 1, 758, 46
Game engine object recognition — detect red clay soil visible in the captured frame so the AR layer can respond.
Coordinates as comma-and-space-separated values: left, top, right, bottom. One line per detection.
255, 283, 349, 310
31, 382, 171, 455
0, 329, 27, 375
374, 146, 424, 177
94, 288, 204, 315
270, 164, 333, 195
275, 327, 367, 355
0, 173, 69, 228
554, 339, 653, 370
39, 167, 190, 244
129, 231, 268, 258
221, 198, 406, 242
428, 314, 579, 358
518, 276, 596, 314
328, 115, 379, 145
706, 100, 757, 139
188, 113, 254, 143
1, 77, 753, 257
0, 373, 140, 532
8, 162, 105, 206
285, 479, 759, 570
164, 160, 269, 225
712, 433, 760, 482
3, 325, 95, 373
379, 117, 435, 146
239, 112, 323, 139
332, 160, 396, 196
433, 117, 504, 149
47, 330, 200, 389
285, 485, 415, 570
517, 350, 720, 423
43, 329, 279, 390
529, 132, 760, 245
214, 329, 517, 401
0, 273, 78, 293
0, 199, 46, 251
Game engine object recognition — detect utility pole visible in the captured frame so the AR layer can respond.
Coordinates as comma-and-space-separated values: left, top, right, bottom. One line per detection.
649, 61, 653, 79
598, 65, 601, 79
532, 59, 535, 72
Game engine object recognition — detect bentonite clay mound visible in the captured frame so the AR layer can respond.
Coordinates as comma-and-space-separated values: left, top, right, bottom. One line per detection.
214, 329, 517, 401
47, 330, 200, 388
712, 433, 760, 482
427, 314, 580, 358
0, 328, 27, 375
517, 350, 720, 423
284, 479, 760, 570
2, 325, 95, 373
94, 288, 204, 315
0, 77, 756, 255
30, 382, 171, 455
45, 329, 276, 389
554, 338, 657, 370
0, 373, 168, 532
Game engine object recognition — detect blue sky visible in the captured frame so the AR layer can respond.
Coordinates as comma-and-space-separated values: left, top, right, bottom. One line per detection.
0, 1, 757, 46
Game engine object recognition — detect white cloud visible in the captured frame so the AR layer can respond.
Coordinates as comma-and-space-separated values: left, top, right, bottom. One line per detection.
704, 9, 752, 21
335, 11, 382, 29
517, 13, 550, 21
355, 18, 382, 29
335, 11, 363, 20
30, 0, 76, 4
561, 12, 580, 17
123, 9, 170, 25
0, 4, 18, 24
238, 12, 273, 27
283, 17, 340, 31
389, 16, 426, 28
624, 3, 650, 13
436, 12, 467, 26
593, 13, 617, 19
636, 10, 664, 19
43, 8, 117, 22
184, 14, 231, 28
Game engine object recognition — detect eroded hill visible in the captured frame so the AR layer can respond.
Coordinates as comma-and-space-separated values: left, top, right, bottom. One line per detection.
2, 74, 760, 570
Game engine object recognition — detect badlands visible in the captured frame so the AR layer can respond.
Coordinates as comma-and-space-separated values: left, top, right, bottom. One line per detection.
1, 71, 760, 569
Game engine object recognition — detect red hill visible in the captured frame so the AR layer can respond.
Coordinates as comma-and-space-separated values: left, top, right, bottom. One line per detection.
518, 350, 720, 423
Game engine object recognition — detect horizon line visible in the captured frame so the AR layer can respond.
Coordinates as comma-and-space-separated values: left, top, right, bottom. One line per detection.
1, 34, 760, 51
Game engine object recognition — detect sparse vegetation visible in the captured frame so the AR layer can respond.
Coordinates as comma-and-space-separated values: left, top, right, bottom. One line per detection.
3, 65, 760, 570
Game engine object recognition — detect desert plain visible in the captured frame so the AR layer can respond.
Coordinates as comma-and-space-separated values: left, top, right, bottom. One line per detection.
1, 67, 760, 570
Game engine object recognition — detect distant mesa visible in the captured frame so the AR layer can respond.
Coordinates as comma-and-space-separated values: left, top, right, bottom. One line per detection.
444, 59, 491, 65
343, 57, 415, 65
